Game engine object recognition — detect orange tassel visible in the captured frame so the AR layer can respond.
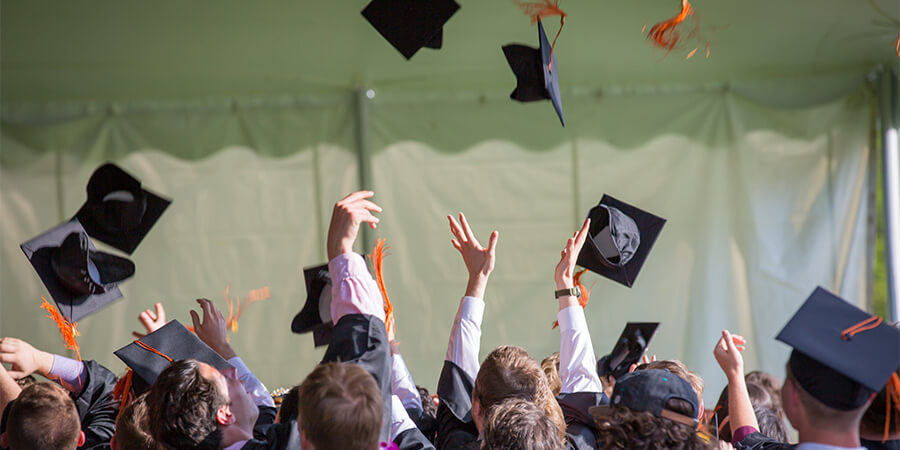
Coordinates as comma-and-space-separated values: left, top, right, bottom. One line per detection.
515, 0, 567, 64
552, 269, 591, 329
40, 296, 81, 361
841, 315, 882, 340
371, 238, 395, 341
647, 0, 694, 51
224, 285, 271, 333
885, 372, 900, 443
113, 370, 134, 420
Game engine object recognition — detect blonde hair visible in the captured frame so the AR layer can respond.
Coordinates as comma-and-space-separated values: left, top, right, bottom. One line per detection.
541, 352, 562, 397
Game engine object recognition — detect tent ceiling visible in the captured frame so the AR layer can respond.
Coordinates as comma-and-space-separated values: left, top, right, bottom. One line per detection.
1, 0, 898, 103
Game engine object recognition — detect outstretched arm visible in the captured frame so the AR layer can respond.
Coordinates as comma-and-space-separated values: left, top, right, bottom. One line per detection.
714, 330, 758, 438
554, 219, 603, 394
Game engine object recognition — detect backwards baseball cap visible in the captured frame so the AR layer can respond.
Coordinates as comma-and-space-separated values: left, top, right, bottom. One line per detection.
576, 194, 666, 287
75, 163, 171, 255
290, 263, 334, 347
777, 287, 900, 411
502, 20, 565, 126
361, 0, 460, 60
20, 219, 135, 323
597, 322, 660, 380
590, 369, 699, 428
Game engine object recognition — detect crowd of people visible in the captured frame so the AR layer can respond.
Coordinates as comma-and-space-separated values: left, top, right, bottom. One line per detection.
1, 190, 898, 450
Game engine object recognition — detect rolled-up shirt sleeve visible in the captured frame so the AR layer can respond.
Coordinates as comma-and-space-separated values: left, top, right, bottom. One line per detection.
445, 296, 484, 381
390, 395, 418, 440
392, 354, 423, 412
558, 306, 602, 394
48, 354, 87, 394
228, 356, 275, 407
328, 252, 386, 323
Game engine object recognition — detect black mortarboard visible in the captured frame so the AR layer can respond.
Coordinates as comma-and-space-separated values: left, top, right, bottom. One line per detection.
75, 163, 171, 255
114, 320, 233, 389
502, 20, 565, 126
596, 322, 660, 380
291, 264, 334, 347
20, 219, 135, 323
576, 194, 666, 287
776, 287, 900, 410
361, 0, 460, 60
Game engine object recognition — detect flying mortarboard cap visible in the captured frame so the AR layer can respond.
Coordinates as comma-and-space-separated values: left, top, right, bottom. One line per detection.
75, 163, 171, 255
114, 320, 233, 389
502, 20, 565, 126
596, 322, 660, 380
776, 287, 900, 411
20, 219, 135, 323
291, 264, 334, 347
361, 0, 460, 60
576, 194, 666, 287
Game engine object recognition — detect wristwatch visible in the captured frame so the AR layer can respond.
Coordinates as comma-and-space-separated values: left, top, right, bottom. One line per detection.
554, 286, 582, 299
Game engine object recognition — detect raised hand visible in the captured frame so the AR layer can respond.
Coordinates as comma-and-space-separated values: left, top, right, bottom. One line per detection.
132, 302, 168, 338
327, 191, 383, 260
448, 213, 499, 299
554, 218, 590, 294
0, 337, 53, 379
190, 298, 237, 360
713, 329, 746, 380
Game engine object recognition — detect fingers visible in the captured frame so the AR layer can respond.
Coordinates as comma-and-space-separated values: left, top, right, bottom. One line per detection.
450, 239, 462, 252
339, 190, 375, 204
154, 302, 165, 321
458, 213, 478, 246
197, 298, 214, 321
132, 331, 146, 339
447, 215, 466, 243
190, 309, 201, 331
573, 218, 591, 250
486, 230, 499, 255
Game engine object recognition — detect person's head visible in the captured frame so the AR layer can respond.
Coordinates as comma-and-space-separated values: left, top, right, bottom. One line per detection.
754, 404, 789, 442
745, 371, 785, 421
417, 385, 437, 420
481, 399, 565, 450
712, 383, 784, 442
0, 382, 84, 450
472, 346, 565, 439
297, 362, 382, 450
859, 369, 900, 437
541, 352, 562, 397
111, 392, 162, 450
145, 359, 257, 450
635, 359, 705, 418
781, 352, 874, 433
591, 370, 711, 450
275, 385, 301, 424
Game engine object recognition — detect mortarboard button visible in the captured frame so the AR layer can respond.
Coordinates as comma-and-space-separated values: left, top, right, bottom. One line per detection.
576, 194, 666, 287
776, 287, 900, 410
114, 320, 233, 390
502, 20, 565, 126
597, 322, 660, 380
291, 263, 334, 347
75, 163, 171, 255
361, 0, 460, 60
20, 219, 134, 323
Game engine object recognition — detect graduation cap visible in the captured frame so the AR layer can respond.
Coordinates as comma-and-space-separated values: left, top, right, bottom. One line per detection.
20, 219, 135, 323
361, 0, 460, 60
590, 369, 699, 428
502, 20, 565, 126
576, 194, 666, 287
776, 287, 900, 411
75, 163, 171, 255
596, 322, 659, 380
114, 320, 233, 391
291, 264, 334, 347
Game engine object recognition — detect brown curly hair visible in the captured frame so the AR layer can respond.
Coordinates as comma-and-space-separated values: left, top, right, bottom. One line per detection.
594, 398, 713, 450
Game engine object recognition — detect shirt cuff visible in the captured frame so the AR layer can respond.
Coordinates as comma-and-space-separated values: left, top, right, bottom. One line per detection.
328, 253, 385, 322
390, 395, 417, 440
733, 426, 759, 444
48, 354, 86, 393
457, 296, 485, 324
557, 306, 587, 332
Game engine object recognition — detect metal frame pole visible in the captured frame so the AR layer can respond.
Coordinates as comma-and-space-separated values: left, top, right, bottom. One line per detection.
354, 88, 374, 253
878, 68, 900, 321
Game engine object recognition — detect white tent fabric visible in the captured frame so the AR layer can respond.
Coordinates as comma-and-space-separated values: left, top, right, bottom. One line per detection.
0, 85, 873, 404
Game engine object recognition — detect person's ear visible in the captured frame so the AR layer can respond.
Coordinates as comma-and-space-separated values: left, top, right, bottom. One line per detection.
300, 429, 314, 450
216, 404, 235, 426
77, 431, 86, 447
0, 432, 8, 448
472, 398, 483, 432
110, 435, 117, 450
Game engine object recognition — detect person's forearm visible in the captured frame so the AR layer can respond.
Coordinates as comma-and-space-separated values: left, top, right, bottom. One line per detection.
727, 374, 759, 431
464, 275, 488, 299
0, 368, 21, 414
228, 357, 275, 407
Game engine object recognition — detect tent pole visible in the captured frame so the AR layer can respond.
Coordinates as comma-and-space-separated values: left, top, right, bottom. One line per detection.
878, 68, 900, 322
353, 88, 374, 254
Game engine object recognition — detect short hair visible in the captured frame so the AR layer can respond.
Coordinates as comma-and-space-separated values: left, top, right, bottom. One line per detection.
14, 376, 36, 389
482, 399, 565, 450
472, 346, 566, 440
541, 353, 562, 397
745, 371, 785, 422
145, 359, 225, 450
712, 383, 786, 442
275, 385, 301, 423
753, 404, 789, 443
417, 385, 437, 419
785, 365, 868, 429
636, 360, 704, 403
594, 398, 713, 450
114, 392, 162, 450
297, 362, 382, 450
6, 382, 81, 450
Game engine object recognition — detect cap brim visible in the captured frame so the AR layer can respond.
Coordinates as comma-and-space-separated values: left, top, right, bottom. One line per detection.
292, 263, 334, 347
75, 188, 171, 255
577, 194, 666, 287
361, 0, 460, 60
538, 21, 564, 126
20, 219, 124, 323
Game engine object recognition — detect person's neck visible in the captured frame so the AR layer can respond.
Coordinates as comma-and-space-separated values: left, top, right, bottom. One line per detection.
220, 424, 253, 448
798, 424, 862, 448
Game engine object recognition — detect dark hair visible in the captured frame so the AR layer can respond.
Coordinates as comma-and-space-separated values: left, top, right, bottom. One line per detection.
482, 398, 565, 450
753, 404, 789, 442
14, 375, 36, 389
594, 398, 713, 450
275, 385, 301, 423
6, 382, 81, 450
417, 385, 437, 419
114, 392, 163, 450
860, 368, 900, 434
297, 362, 382, 450
145, 359, 225, 450
744, 371, 785, 422
712, 383, 770, 442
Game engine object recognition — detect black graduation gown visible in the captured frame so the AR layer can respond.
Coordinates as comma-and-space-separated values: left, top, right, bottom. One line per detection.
862, 438, 900, 450
435, 360, 480, 450
557, 391, 607, 450
735, 432, 797, 450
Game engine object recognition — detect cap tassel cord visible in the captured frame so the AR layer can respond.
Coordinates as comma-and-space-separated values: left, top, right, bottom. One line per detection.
514, 0, 567, 69
885, 372, 900, 443
552, 269, 591, 329
840, 316, 883, 340
133, 339, 174, 363
40, 296, 82, 362
371, 238, 396, 341
112, 370, 134, 421
646, 0, 693, 51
